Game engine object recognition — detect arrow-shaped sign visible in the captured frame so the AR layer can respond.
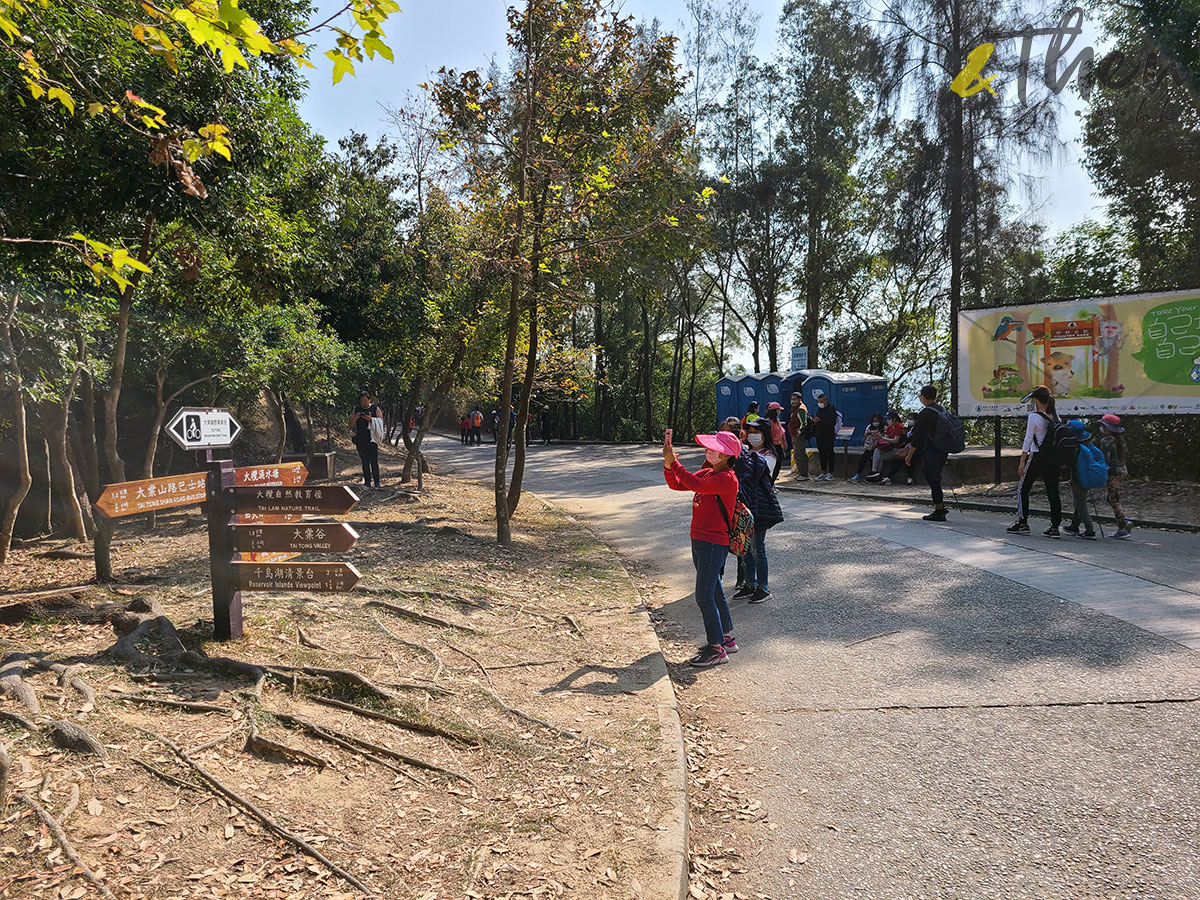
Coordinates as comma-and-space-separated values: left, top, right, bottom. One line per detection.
233, 522, 358, 554
235, 462, 307, 487
96, 472, 208, 518
230, 485, 359, 516
165, 407, 243, 451
232, 561, 361, 593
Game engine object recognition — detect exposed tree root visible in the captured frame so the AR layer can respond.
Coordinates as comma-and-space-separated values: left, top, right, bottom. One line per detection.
562, 614, 583, 638
0, 743, 9, 810
0, 653, 40, 714
297, 627, 331, 652
179, 651, 265, 699
187, 725, 245, 756
47, 721, 106, 757
262, 663, 447, 702
132, 725, 371, 894
474, 685, 598, 747
0, 709, 38, 732
16, 791, 118, 900
246, 712, 327, 768
131, 758, 203, 791
370, 612, 444, 680
109, 614, 182, 668
60, 782, 80, 822
47, 663, 96, 709
109, 693, 233, 714
443, 642, 495, 689
308, 696, 482, 746
274, 712, 475, 785
364, 599, 482, 634
272, 714, 421, 783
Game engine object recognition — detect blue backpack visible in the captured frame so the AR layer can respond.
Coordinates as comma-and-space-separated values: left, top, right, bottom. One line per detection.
1075, 442, 1109, 489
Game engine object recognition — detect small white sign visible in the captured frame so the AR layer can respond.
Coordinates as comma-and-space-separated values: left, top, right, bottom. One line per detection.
166, 407, 243, 451
791, 346, 809, 370
836, 426, 856, 440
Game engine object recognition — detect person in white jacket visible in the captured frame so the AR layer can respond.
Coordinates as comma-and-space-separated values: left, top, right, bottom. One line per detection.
349, 392, 384, 489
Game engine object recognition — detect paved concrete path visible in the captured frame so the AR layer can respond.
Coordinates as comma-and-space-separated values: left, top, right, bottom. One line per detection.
430, 437, 1200, 899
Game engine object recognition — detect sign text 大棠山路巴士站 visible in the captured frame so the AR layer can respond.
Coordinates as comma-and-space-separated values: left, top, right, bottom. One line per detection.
949, 5, 1187, 118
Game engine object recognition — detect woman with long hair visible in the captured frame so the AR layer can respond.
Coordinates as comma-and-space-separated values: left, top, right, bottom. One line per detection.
1007, 385, 1063, 537
733, 418, 783, 604
664, 429, 742, 667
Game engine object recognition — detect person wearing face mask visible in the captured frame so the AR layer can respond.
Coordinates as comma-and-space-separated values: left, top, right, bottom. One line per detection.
664, 428, 742, 667
732, 419, 783, 603
851, 414, 885, 482
810, 390, 839, 480
788, 392, 810, 479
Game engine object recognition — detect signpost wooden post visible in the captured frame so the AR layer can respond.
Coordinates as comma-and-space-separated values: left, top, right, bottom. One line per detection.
92, 407, 361, 642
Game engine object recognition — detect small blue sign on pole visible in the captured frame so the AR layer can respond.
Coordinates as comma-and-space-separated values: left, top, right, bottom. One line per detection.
790, 346, 809, 370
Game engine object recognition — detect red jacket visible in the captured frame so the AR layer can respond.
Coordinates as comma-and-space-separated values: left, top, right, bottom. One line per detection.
664, 460, 739, 546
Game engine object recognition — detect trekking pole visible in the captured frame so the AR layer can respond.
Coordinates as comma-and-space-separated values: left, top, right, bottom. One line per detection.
1089, 491, 1105, 538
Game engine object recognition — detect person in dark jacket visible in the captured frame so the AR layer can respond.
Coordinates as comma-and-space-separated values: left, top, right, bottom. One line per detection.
732, 419, 783, 603
810, 390, 838, 480
904, 385, 950, 522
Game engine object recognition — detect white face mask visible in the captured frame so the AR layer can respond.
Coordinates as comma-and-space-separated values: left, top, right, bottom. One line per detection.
748, 432, 764, 447
705, 450, 723, 465
818, 401, 827, 408
907, 419, 916, 428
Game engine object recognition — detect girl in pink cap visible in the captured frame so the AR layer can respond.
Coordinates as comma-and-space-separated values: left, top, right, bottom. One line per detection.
663, 428, 741, 667
1097, 413, 1133, 539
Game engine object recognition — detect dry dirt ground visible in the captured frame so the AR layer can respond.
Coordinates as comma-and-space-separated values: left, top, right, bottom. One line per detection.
0, 444, 678, 899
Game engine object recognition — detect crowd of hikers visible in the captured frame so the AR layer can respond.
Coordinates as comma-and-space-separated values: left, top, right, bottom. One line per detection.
666, 384, 1136, 666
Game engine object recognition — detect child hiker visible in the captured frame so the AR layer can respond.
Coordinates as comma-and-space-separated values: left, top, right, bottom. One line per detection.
1097, 413, 1133, 539
1063, 419, 1097, 539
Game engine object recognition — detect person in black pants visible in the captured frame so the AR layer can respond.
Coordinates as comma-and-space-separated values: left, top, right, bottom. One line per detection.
1007, 385, 1064, 537
905, 385, 950, 521
349, 392, 382, 488
810, 390, 838, 480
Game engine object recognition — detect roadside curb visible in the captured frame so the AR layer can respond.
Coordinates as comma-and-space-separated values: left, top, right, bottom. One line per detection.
777, 482, 1200, 533
531, 492, 689, 900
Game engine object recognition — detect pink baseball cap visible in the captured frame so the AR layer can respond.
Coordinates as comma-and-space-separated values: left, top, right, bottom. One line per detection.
1099, 413, 1125, 433
767, 401, 784, 410
696, 431, 743, 457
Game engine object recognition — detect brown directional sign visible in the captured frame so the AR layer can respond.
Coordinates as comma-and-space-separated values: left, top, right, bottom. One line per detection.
235, 462, 308, 487
231, 485, 359, 516
96, 472, 207, 518
232, 561, 361, 592
234, 513, 304, 525
234, 522, 359, 554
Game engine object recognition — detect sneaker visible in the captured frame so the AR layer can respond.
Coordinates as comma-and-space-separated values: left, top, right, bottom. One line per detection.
1112, 529, 1131, 540
823, 473, 834, 481
1044, 526, 1061, 538
1077, 531, 1097, 539
922, 509, 948, 522
795, 475, 810, 481
906, 478, 914, 485
865, 472, 882, 483
374, 482, 382, 489
880, 478, 891, 485
732, 584, 756, 600
1006, 521, 1030, 534
850, 474, 861, 483
1063, 524, 1079, 535
748, 587, 772, 604
1122, 519, 1134, 532
722, 634, 739, 654
689, 645, 728, 667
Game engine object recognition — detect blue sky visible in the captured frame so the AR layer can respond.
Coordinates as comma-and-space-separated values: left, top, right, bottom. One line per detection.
297, 0, 1104, 237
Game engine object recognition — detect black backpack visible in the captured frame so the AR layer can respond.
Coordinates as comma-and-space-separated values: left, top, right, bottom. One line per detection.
930, 403, 966, 454
1036, 412, 1079, 469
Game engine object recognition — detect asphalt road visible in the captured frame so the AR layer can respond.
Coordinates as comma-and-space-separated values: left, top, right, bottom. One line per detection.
431, 436, 1200, 900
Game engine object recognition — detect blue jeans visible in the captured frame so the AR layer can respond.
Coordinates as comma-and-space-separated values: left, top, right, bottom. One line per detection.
744, 528, 769, 591
691, 539, 732, 647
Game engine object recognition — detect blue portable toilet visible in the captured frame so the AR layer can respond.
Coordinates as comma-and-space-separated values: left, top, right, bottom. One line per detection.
715, 374, 747, 426
743, 372, 787, 414
799, 371, 889, 443
782, 368, 824, 400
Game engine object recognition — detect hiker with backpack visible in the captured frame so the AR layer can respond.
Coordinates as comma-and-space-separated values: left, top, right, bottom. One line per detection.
1007, 385, 1073, 538
470, 407, 484, 445
1097, 413, 1134, 539
1064, 419, 1107, 539
903, 385, 964, 521
663, 428, 744, 668
732, 419, 784, 605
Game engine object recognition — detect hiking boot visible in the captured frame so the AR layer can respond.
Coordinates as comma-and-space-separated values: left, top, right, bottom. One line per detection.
748, 587, 772, 604
1044, 526, 1061, 538
689, 645, 728, 667
732, 584, 756, 600
722, 634, 739, 654
922, 509, 948, 522
1006, 521, 1030, 534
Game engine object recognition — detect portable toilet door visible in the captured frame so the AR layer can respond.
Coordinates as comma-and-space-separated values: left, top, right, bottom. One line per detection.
833, 373, 889, 442
782, 369, 825, 404
715, 374, 746, 426
745, 372, 786, 415
799, 371, 835, 423
737, 377, 760, 420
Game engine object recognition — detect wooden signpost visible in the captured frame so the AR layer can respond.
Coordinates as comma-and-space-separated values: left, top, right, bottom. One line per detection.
91, 407, 360, 642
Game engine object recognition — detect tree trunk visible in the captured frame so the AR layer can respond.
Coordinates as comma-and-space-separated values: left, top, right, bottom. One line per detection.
77, 354, 100, 501
39, 398, 87, 542
0, 294, 32, 565
266, 390, 287, 463
506, 296, 539, 517
1100, 302, 1121, 392
947, 5, 964, 407
640, 297, 654, 442
685, 322, 697, 437
94, 212, 154, 580
66, 432, 96, 539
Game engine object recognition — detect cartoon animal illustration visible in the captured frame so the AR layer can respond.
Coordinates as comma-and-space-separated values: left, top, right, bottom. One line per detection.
992, 364, 1018, 382
992, 316, 1023, 343
1042, 351, 1075, 397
